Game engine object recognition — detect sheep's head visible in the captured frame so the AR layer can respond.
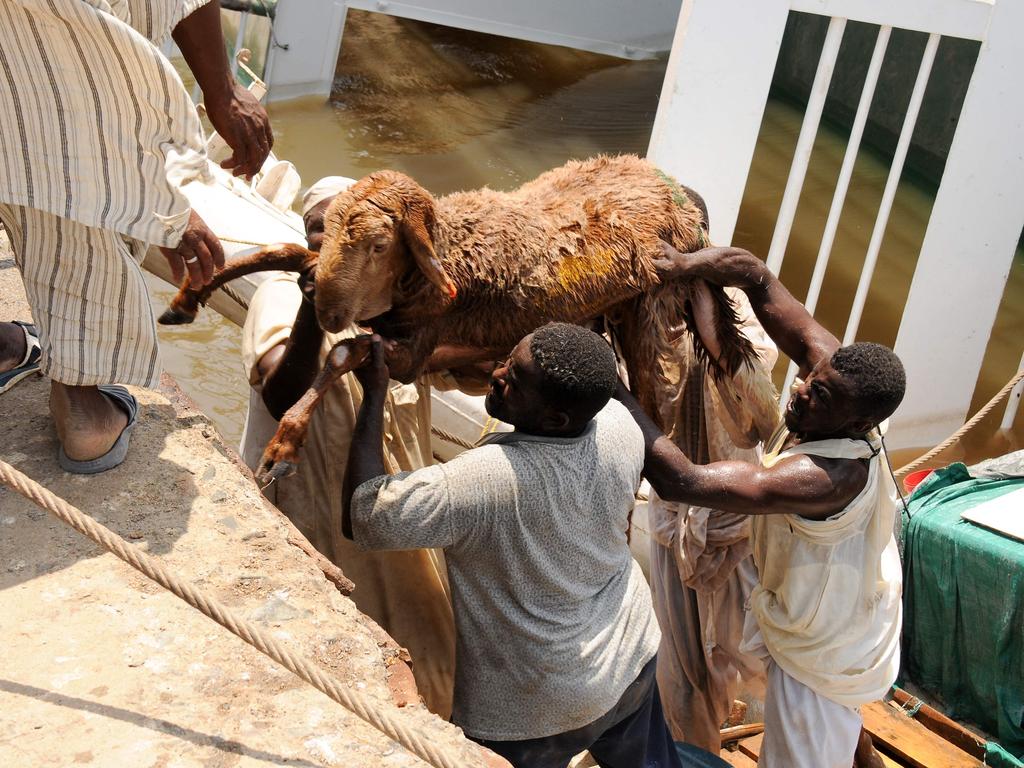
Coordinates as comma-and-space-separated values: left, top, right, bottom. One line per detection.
314, 170, 457, 333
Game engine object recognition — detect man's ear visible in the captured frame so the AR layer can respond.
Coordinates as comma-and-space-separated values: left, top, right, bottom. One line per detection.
540, 409, 572, 433
850, 417, 876, 436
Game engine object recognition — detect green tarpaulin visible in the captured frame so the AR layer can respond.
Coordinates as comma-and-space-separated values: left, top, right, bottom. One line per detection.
901, 463, 1024, 764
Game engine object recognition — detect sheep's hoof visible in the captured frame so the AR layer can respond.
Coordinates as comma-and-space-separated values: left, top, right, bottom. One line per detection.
158, 306, 197, 325
257, 459, 298, 488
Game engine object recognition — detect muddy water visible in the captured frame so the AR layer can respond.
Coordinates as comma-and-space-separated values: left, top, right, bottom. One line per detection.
158, 11, 1022, 463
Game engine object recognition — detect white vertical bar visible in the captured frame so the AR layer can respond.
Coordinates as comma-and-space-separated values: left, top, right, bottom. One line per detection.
765, 16, 846, 275
891, 0, 1020, 451
843, 32, 940, 345
779, 25, 891, 399
646, 0, 792, 246
1001, 352, 1024, 431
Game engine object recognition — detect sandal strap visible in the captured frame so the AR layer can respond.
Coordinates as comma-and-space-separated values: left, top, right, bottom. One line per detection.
11, 321, 40, 368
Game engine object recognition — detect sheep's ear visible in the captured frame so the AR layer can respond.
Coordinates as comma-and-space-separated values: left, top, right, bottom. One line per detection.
400, 195, 458, 301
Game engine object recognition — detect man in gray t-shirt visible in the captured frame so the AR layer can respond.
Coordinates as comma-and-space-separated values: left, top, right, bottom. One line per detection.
343, 323, 683, 768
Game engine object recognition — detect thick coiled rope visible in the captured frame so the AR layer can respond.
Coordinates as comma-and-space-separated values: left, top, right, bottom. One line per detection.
0, 459, 504, 768
895, 368, 1024, 477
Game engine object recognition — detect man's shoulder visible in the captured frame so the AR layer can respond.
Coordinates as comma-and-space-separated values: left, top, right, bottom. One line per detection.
443, 442, 516, 475
594, 400, 644, 449
769, 452, 871, 520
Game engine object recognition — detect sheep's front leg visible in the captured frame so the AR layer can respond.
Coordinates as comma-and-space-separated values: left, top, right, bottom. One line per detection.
256, 336, 373, 486
159, 243, 317, 325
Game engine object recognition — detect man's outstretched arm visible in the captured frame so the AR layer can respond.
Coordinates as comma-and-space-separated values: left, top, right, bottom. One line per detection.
615, 383, 865, 520
656, 243, 839, 376
342, 336, 389, 539
172, 1, 273, 179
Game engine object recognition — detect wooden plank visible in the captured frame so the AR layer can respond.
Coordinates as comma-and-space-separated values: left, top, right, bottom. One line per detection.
720, 750, 758, 767
862, 701, 985, 768
720, 723, 765, 745
737, 733, 763, 761
734, 723, 906, 766
891, 688, 986, 759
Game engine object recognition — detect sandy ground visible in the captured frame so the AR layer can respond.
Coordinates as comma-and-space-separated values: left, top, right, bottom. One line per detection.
0, 235, 484, 767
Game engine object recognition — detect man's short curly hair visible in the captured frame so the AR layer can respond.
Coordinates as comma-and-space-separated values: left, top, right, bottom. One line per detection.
830, 342, 906, 424
529, 322, 618, 422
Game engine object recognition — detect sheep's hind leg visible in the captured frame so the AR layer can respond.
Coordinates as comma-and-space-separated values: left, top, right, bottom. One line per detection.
256, 337, 373, 486
159, 243, 317, 325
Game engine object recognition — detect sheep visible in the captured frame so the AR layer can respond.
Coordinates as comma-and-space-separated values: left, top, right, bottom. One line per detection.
159, 154, 756, 481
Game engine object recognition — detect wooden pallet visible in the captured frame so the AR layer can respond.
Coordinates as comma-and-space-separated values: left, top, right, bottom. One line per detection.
721, 700, 985, 767
720, 749, 758, 767
861, 701, 985, 768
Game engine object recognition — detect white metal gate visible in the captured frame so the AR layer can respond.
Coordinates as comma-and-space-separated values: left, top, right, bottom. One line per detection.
648, 0, 1024, 450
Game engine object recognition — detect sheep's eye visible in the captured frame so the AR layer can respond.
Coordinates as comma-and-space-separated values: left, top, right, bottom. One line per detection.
371, 239, 390, 254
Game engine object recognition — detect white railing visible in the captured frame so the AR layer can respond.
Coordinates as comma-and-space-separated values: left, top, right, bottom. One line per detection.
649, 0, 1024, 449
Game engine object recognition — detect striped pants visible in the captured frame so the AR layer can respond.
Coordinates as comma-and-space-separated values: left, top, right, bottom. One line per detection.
0, 204, 161, 389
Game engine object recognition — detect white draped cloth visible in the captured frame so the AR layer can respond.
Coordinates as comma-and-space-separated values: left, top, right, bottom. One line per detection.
742, 427, 903, 708
647, 288, 779, 751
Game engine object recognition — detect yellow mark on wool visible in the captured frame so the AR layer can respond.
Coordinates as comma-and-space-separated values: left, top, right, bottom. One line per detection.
555, 249, 615, 292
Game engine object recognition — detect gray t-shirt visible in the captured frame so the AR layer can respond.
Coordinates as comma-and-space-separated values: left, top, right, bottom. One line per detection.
351, 399, 660, 740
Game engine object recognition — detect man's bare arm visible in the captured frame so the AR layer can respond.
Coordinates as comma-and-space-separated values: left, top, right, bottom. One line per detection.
616, 383, 865, 519
172, 2, 273, 179
656, 244, 839, 376
342, 337, 389, 540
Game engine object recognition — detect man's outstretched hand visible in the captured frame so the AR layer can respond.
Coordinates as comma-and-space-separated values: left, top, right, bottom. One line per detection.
172, 1, 273, 180
159, 209, 225, 289
352, 334, 391, 396
654, 241, 767, 291
206, 83, 274, 180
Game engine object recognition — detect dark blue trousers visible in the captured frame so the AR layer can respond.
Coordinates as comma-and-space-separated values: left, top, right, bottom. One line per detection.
472, 656, 707, 768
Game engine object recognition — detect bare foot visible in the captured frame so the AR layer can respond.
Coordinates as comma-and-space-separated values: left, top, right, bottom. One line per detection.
0, 322, 27, 372
50, 382, 129, 461
852, 727, 884, 768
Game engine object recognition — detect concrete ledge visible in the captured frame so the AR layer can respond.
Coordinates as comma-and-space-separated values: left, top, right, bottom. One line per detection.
0, 245, 477, 766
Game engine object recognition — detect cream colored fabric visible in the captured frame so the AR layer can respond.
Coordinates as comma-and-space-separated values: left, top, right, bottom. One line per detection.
647, 288, 777, 750
742, 427, 902, 709
240, 272, 456, 717
302, 176, 357, 215
0, 203, 160, 388
759, 660, 863, 768
0, 0, 211, 247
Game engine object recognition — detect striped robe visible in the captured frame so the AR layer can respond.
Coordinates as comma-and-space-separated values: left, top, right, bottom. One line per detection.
0, 0, 212, 387
0, 0, 212, 246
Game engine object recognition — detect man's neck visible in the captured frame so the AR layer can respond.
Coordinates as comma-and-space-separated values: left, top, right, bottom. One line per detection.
787, 426, 870, 448
514, 423, 589, 439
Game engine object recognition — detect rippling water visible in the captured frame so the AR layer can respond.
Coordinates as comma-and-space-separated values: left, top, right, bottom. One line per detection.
158, 11, 1021, 462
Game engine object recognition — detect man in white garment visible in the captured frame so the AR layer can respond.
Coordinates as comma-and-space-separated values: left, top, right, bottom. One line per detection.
617, 243, 904, 768
0, 0, 272, 471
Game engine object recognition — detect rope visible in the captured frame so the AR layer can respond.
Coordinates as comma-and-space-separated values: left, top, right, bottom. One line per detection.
0, 459, 499, 768
219, 235, 289, 248
429, 424, 476, 451
219, 281, 250, 311
895, 368, 1024, 478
